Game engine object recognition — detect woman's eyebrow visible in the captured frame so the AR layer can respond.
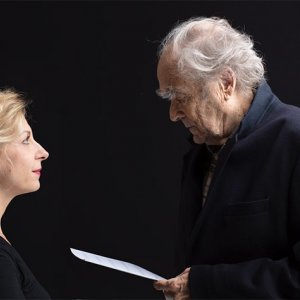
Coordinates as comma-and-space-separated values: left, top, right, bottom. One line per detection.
19, 130, 31, 136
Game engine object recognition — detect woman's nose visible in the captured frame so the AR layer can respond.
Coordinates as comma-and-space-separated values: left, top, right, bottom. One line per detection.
36, 143, 49, 160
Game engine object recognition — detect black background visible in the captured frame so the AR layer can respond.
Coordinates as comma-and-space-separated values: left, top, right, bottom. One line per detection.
0, 1, 300, 299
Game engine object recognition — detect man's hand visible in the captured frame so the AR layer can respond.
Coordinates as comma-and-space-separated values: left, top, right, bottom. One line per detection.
153, 267, 191, 300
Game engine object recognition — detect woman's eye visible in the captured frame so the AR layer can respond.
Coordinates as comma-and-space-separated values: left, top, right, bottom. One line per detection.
22, 136, 30, 144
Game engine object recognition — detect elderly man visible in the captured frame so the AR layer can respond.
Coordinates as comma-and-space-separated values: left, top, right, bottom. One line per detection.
154, 17, 300, 299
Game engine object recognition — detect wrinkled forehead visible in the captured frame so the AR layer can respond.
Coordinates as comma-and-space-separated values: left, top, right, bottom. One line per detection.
157, 49, 178, 77
157, 51, 202, 99
157, 51, 183, 91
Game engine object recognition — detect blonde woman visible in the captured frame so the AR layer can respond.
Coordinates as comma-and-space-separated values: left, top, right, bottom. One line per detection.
0, 89, 50, 298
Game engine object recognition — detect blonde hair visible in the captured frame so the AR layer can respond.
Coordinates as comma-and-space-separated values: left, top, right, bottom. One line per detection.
0, 89, 28, 147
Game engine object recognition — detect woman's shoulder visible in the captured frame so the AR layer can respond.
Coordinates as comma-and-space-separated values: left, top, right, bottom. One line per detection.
0, 238, 28, 298
0, 236, 26, 274
0, 237, 18, 268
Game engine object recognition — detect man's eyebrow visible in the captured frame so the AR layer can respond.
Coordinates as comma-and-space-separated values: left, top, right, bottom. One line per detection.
155, 88, 175, 99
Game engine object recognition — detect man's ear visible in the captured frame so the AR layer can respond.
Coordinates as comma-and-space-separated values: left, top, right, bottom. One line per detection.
220, 67, 236, 100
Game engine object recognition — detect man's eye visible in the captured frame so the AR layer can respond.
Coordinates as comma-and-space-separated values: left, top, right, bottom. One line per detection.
175, 97, 188, 104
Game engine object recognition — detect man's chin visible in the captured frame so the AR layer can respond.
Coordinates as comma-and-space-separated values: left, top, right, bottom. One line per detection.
192, 135, 205, 144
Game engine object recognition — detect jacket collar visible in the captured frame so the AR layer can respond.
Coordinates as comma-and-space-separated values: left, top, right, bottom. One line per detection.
235, 81, 279, 140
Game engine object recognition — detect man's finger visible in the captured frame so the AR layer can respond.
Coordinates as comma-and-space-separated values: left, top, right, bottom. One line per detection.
154, 279, 183, 293
153, 280, 170, 291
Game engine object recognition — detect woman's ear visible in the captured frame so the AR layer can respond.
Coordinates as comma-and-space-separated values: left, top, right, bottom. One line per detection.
220, 67, 236, 100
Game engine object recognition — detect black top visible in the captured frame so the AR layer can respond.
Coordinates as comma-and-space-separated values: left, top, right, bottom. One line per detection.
0, 236, 50, 299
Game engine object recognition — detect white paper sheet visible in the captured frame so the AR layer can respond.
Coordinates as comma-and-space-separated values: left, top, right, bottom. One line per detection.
70, 248, 173, 300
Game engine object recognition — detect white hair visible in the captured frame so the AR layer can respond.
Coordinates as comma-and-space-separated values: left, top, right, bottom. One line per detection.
158, 17, 265, 96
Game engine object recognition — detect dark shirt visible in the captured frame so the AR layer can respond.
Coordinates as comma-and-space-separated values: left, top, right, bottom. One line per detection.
0, 236, 50, 299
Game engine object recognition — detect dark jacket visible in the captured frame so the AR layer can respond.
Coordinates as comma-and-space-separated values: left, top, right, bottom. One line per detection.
177, 82, 300, 298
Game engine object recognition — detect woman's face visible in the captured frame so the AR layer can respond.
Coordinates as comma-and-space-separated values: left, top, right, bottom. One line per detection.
0, 117, 49, 198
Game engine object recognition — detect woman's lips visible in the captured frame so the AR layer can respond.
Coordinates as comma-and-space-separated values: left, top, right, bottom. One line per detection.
33, 169, 42, 176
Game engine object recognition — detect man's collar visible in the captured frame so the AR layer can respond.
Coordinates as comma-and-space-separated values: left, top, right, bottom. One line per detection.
234, 81, 279, 140
187, 81, 279, 146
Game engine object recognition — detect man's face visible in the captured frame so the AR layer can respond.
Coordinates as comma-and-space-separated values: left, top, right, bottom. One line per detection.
157, 53, 232, 145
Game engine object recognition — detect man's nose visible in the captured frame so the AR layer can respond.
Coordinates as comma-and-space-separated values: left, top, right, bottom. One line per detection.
169, 101, 185, 122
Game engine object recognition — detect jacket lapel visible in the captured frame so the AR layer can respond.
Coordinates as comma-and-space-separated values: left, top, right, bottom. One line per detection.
186, 136, 237, 260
